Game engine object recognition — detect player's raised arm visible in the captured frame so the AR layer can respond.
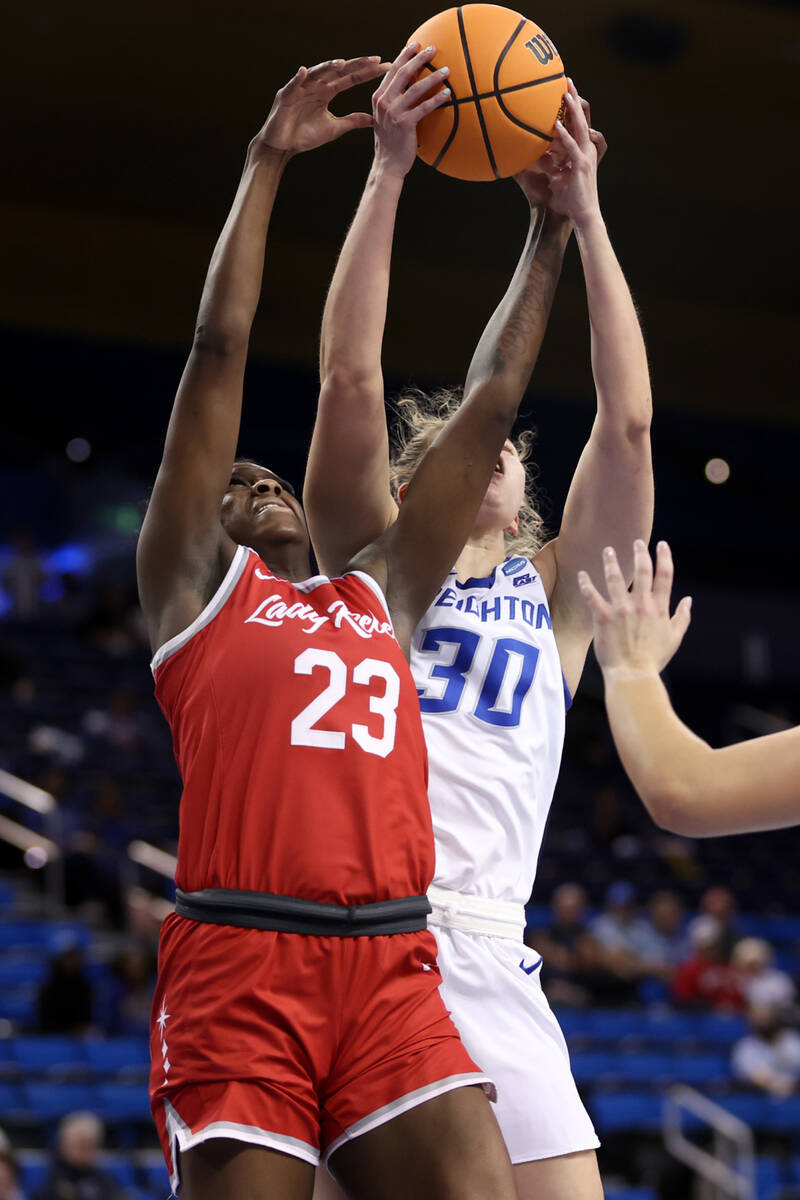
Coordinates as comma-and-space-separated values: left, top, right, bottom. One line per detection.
536, 79, 654, 694
305, 44, 451, 576
351, 202, 575, 652
136, 58, 386, 653
580, 541, 800, 836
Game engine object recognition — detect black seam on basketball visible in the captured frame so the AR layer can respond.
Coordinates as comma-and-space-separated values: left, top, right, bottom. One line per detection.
499, 71, 565, 96
422, 61, 460, 170
456, 6, 500, 180
491, 18, 555, 142
493, 17, 528, 96
452, 73, 565, 106
494, 99, 553, 141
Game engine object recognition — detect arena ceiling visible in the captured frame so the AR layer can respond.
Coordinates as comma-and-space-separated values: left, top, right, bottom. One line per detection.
3, 0, 798, 424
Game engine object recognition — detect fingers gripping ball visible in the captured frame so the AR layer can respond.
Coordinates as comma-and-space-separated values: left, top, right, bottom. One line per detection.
408, 4, 567, 181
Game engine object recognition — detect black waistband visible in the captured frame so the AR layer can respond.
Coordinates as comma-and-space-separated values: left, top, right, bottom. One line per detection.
174, 887, 431, 937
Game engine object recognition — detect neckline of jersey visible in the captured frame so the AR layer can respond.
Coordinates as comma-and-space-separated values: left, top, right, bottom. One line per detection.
451, 566, 499, 590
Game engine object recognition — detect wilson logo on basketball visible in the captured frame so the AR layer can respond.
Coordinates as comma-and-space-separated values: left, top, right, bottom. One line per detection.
524, 33, 556, 65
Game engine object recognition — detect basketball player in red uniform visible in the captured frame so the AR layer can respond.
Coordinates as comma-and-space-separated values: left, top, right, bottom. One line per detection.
136, 51, 546, 1200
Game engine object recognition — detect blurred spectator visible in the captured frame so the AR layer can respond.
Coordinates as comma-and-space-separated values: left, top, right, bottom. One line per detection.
637, 890, 687, 971
35, 1112, 122, 1200
0, 1130, 23, 1200
82, 585, 144, 656
63, 826, 125, 930
37, 945, 93, 1035
534, 883, 602, 1007
699, 886, 740, 959
732, 1004, 800, 1098
82, 689, 147, 758
590, 882, 663, 969
732, 937, 797, 1012
672, 916, 744, 1011
96, 947, 157, 1036
3, 528, 45, 620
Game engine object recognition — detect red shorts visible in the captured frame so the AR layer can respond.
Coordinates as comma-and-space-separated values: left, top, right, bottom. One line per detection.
150, 914, 492, 1191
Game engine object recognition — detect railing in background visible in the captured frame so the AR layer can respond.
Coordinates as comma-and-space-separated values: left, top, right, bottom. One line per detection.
0, 768, 62, 903
663, 1085, 756, 1200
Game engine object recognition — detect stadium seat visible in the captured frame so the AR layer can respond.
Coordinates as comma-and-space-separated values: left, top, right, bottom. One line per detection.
0, 959, 48, 987
13, 1035, 88, 1076
18, 1159, 48, 1196
0, 919, 90, 952
23, 1081, 98, 1120
755, 1156, 783, 1196
85, 1037, 150, 1077
97, 1082, 152, 1121
0, 1082, 25, 1123
143, 1160, 172, 1195
589, 1091, 665, 1134
98, 1157, 137, 1189
0, 985, 37, 1026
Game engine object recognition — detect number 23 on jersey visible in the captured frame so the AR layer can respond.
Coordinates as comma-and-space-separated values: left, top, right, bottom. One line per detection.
290, 649, 400, 759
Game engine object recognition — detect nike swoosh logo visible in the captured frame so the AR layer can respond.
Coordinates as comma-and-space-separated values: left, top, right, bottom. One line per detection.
519, 957, 542, 975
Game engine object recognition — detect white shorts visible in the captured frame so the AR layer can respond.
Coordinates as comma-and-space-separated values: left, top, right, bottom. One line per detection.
431, 907, 599, 1164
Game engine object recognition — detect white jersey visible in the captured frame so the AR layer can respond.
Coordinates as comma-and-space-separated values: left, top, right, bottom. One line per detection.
411, 554, 569, 906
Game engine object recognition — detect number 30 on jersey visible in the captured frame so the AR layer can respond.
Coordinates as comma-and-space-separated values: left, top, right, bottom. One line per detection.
416, 627, 540, 728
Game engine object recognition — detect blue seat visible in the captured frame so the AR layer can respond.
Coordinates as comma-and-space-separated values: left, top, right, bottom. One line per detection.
0, 920, 89, 952
691, 1012, 749, 1046
98, 1082, 152, 1121
0, 985, 37, 1025
98, 1158, 137, 1189
18, 1160, 48, 1195
13, 1036, 88, 1076
714, 1092, 770, 1128
554, 1009, 595, 1039
85, 1038, 149, 1077
0, 1082, 25, 1121
755, 1156, 783, 1195
143, 1160, 172, 1195
589, 1091, 664, 1133
0, 959, 47, 987
758, 1095, 800, 1133
23, 1082, 98, 1120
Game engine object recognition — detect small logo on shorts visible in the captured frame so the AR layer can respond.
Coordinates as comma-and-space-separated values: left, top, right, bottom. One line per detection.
156, 999, 171, 1079
519, 957, 542, 975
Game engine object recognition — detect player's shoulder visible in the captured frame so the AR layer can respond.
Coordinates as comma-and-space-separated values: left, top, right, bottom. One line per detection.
530, 540, 558, 599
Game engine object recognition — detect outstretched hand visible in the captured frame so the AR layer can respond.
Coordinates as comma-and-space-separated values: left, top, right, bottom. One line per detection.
259, 57, 390, 157
578, 540, 693, 678
518, 80, 607, 224
520, 87, 606, 211
371, 43, 452, 178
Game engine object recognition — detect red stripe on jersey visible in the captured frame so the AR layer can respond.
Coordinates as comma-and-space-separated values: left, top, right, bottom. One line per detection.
153, 549, 432, 905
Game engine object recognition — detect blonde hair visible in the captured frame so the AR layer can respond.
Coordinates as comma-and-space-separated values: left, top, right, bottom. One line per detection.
389, 387, 548, 560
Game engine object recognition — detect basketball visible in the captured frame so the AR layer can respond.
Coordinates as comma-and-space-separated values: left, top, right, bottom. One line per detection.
407, 4, 567, 181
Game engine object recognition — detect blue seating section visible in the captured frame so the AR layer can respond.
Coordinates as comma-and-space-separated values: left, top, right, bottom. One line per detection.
18, 1154, 170, 1200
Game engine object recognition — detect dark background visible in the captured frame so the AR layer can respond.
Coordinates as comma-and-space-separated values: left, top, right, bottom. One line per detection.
2, 0, 799, 678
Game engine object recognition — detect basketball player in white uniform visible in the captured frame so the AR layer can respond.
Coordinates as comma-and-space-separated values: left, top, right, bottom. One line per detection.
307, 66, 653, 1200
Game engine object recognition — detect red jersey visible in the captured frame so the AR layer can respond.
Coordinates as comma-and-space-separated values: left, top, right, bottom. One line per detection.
152, 546, 432, 905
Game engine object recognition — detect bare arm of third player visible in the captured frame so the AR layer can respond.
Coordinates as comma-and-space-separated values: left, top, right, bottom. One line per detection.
579, 540, 800, 836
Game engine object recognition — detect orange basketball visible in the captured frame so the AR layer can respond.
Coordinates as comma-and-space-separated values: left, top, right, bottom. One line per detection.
407, 4, 567, 181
